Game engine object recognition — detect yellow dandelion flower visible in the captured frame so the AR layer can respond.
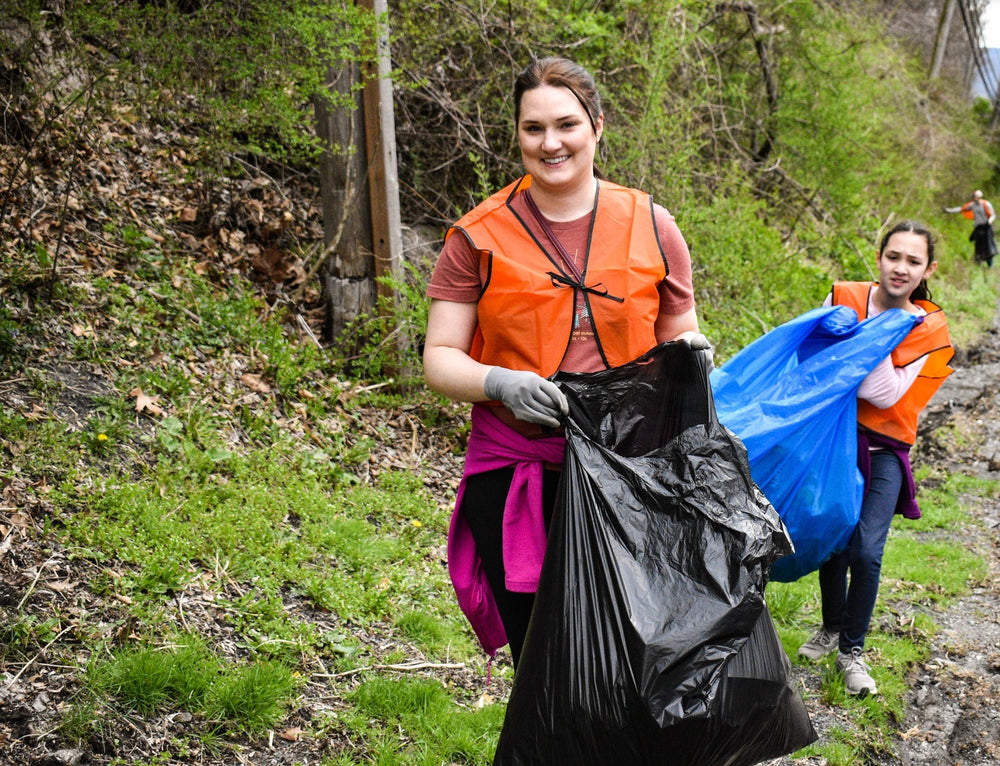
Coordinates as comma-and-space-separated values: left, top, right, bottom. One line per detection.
97, 433, 109, 442
411, 519, 423, 528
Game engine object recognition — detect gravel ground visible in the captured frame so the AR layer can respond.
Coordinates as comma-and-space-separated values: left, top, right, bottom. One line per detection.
893, 316, 1000, 766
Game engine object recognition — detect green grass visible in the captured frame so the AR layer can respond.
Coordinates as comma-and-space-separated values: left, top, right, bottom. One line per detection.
56, 455, 469, 649
22, 275, 469, 760
70, 636, 296, 736
0, 613, 63, 664
0, 251, 487, 750
202, 660, 298, 733
334, 676, 505, 765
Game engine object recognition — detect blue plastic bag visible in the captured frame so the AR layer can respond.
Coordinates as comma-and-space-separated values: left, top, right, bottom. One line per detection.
710, 306, 919, 582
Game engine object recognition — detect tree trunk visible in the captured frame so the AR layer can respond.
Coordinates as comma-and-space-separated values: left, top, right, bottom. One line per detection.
930, 0, 956, 80
360, 0, 407, 374
315, 1, 405, 376
315, 61, 376, 344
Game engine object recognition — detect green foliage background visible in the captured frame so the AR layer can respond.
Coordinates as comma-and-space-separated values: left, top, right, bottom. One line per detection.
3, 0, 997, 359
390, 0, 998, 357
66, 0, 378, 167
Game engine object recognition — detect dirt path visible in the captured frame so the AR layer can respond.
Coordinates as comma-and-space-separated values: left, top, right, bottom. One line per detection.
893, 313, 1000, 765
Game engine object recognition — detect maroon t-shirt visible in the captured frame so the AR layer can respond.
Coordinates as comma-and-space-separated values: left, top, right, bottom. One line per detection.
428, 190, 695, 373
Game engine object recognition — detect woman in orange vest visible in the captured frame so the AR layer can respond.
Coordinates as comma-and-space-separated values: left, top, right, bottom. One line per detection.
944, 189, 996, 267
422, 57, 707, 667
798, 220, 954, 697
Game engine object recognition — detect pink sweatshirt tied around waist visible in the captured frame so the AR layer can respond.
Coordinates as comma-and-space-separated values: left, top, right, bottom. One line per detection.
447, 403, 566, 655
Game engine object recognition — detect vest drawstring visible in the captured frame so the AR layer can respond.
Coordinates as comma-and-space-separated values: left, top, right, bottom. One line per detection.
547, 271, 625, 303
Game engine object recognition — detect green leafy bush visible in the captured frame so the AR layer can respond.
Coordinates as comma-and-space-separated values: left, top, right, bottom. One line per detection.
68, 0, 380, 171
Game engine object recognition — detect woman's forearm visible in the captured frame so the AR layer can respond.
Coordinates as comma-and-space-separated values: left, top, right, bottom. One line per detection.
423, 344, 493, 403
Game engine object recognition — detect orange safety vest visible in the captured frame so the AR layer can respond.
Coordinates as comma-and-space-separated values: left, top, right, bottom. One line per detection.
446, 175, 668, 377
832, 282, 954, 445
961, 199, 994, 220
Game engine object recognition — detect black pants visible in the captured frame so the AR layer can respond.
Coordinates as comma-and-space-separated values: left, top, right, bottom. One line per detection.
971, 223, 996, 267
461, 466, 562, 667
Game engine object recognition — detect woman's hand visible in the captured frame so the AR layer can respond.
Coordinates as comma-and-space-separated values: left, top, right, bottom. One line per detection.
679, 332, 711, 350
675, 330, 714, 369
484, 367, 568, 428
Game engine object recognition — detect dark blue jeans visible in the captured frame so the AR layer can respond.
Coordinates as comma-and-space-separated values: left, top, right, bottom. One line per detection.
818, 449, 903, 653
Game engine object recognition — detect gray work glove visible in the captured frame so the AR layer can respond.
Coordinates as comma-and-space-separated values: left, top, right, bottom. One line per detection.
685, 333, 711, 351
483, 367, 568, 428
684, 332, 714, 370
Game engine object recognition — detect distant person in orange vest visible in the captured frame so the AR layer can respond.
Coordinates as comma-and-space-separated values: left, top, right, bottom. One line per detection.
422, 57, 708, 668
944, 189, 996, 267
797, 220, 954, 697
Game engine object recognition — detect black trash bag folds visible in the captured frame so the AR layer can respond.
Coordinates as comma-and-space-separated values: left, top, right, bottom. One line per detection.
493, 341, 816, 766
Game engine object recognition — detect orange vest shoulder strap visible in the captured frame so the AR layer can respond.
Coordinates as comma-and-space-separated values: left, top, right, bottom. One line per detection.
893, 301, 953, 372
831, 282, 874, 318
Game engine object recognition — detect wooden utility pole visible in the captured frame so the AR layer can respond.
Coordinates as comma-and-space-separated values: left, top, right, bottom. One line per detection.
315, 0, 403, 347
930, 0, 956, 79
360, 0, 403, 304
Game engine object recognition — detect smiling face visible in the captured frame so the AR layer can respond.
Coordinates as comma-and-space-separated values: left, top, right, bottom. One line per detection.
516, 84, 603, 200
876, 230, 937, 309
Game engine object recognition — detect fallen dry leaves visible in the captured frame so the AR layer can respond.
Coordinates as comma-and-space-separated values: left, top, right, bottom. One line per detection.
129, 386, 164, 416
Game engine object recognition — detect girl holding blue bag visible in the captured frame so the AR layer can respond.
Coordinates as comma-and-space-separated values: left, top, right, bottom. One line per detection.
798, 220, 954, 696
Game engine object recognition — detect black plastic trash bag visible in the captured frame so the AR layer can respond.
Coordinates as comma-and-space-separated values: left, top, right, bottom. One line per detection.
493, 342, 816, 766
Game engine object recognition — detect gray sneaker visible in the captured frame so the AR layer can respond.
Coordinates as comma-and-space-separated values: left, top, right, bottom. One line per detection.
836, 647, 878, 696
798, 625, 839, 661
